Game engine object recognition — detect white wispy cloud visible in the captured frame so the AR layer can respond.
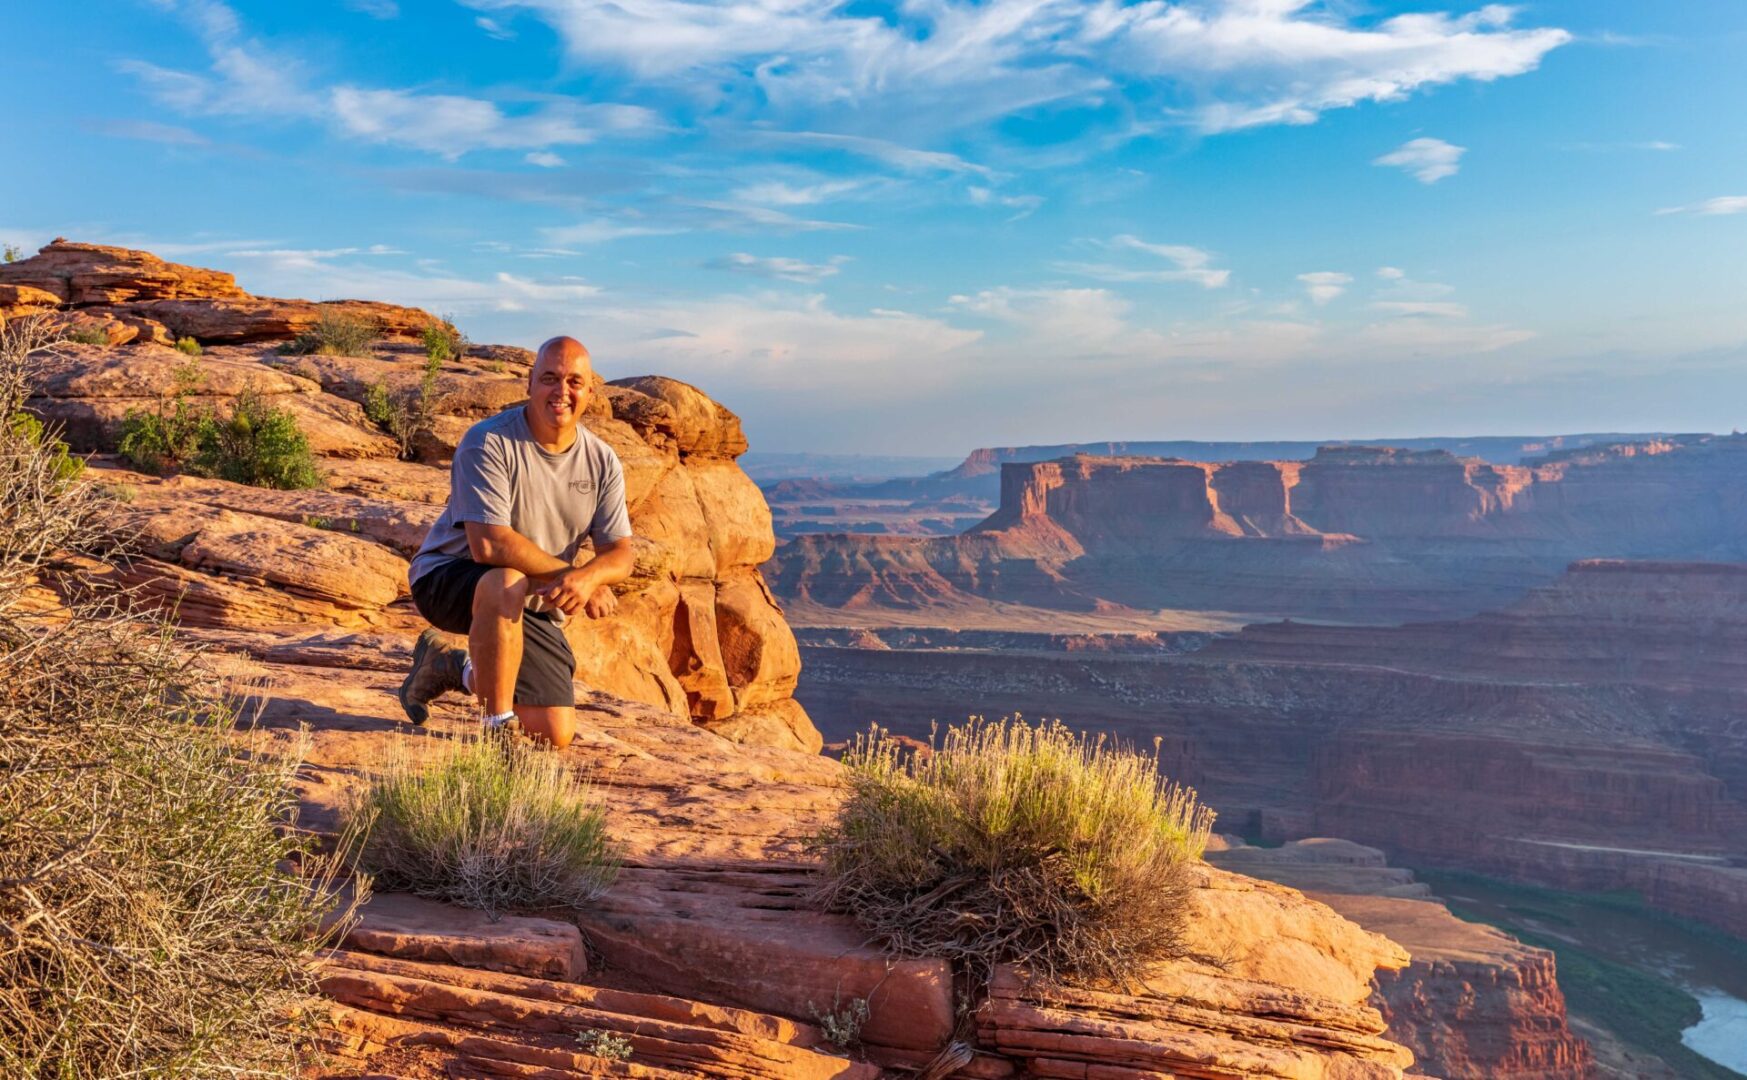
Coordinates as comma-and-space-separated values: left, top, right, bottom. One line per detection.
1057, 234, 1230, 288
1298, 271, 1352, 305
1374, 138, 1466, 183
524, 150, 566, 167
1655, 195, 1747, 217
967, 186, 1044, 220
86, 119, 211, 146
475, 15, 516, 40
706, 252, 849, 284
465, 0, 1567, 135
120, 1, 659, 157
754, 132, 994, 178
1371, 300, 1470, 318
1377, 266, 1405, 280
732, 178, 869, 206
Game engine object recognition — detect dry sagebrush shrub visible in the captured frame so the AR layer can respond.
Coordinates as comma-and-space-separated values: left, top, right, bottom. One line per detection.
812, 716, 1215, 987
0, 320, 354, 1077
346, 734, 621, 919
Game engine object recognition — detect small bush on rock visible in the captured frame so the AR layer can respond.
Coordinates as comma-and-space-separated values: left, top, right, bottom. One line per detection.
347, 734, 621, 919
174, 335, 203, 355
120, 371, 323, 490
281, 310, 380, 357
421, 315, 467, 365
190, 386, 323, 490
811, 716, 1214, 987
64, 322, 113, 345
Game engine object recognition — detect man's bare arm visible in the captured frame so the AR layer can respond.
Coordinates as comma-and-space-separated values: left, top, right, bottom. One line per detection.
536, 536, 636, 618
464, 521, 572, 578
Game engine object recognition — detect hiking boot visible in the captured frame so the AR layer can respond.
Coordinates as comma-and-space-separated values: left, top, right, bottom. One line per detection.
398, 628, 467, 726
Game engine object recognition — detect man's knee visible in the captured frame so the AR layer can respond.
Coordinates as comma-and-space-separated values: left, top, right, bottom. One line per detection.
472, 567, 529, 620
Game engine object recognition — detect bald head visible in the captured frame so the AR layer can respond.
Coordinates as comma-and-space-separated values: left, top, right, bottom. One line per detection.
526, 336, 594, 440
535, 336, 591, 375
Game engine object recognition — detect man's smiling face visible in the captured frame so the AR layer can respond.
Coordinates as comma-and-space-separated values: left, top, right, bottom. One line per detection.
528, 336, 593, 435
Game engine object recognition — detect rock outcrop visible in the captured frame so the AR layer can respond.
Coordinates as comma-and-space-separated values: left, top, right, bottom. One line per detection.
1210, 838, 1594, 1080
0, 239, 437, 343
15, 240, 817, 753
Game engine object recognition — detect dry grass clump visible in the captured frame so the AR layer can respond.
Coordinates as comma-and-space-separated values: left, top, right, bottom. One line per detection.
0, 317, 354, 1076
812, 716, 1214, 987
347, 734, 621, 919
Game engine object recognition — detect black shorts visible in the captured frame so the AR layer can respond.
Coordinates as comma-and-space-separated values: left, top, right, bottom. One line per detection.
410, 559, 576, 708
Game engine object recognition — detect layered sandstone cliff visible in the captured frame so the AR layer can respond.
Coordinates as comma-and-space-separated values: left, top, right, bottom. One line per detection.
1210, 838, 1594, 1080
771, 442, 1747, 623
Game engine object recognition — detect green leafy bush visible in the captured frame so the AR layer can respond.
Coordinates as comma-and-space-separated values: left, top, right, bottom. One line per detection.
64, 322, 112, 345
190, 387, 323, 489
174, 335, 203, 355
7, 411, 84, 490
281, 310, 380, 357
347, 734, 621, 919
120, 370, 323, 490
421, 316, 467, 365
2, 242, 22, 263
360, 358, 442, 461
812, 716, 1214, 986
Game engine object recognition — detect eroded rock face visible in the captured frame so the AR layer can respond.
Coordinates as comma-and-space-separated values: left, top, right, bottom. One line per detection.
18, 241, 815, 752
771, 438, 1747, 623
1211, 838, 1594, 1080
0, 239, 436, 342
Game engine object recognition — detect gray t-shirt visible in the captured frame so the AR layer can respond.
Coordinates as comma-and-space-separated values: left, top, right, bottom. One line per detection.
409, 406, 634, 585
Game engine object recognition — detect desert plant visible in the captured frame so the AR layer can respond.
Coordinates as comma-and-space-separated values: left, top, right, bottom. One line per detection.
808, 996, 871, 1050
281, 310, 380, 357
811, 716, 1214, 988
190, 386, 323, 490
2, 241, 21, 263
174, 335, 203, 356
0, 340, 357, 1076
63, 322, 113, 345
575, 1029, 634, 1061
346, 733, 621, 919
360, 361, 442, 461
422, 315, 467, 365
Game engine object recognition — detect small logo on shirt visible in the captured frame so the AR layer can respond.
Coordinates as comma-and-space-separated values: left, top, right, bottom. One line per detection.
570, 479, 595, 496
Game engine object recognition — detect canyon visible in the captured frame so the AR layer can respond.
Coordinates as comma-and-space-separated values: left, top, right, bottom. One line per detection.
1, 240, 1592, 1078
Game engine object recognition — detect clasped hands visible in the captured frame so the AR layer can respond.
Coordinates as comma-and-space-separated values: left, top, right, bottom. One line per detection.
531, 567, 618, 619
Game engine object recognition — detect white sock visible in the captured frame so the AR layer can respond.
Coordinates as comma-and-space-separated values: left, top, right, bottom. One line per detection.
482, 710, 516, 729
461, 658, 475, 695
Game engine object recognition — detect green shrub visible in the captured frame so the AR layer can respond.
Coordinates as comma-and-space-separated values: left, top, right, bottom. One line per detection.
812, 717, 1214, 987
7, 411, 84, 490
118, 397, 207, 474
360, 365, 441, 461
347, 734, 621, 919
121, 371, 323, 491
190, 387, 323, 490
421, 316, 467, 365
575, 1029, 634, 1061
64, 323, 112, 345
175, 335, 203, 356
281, 310, 380, 357
2, 242, 22, 263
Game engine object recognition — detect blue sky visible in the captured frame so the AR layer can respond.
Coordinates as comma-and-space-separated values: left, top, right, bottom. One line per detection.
4, 1, 1745, 455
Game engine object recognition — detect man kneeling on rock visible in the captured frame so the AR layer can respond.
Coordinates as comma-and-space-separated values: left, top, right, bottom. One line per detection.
399, 335, 635, 750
